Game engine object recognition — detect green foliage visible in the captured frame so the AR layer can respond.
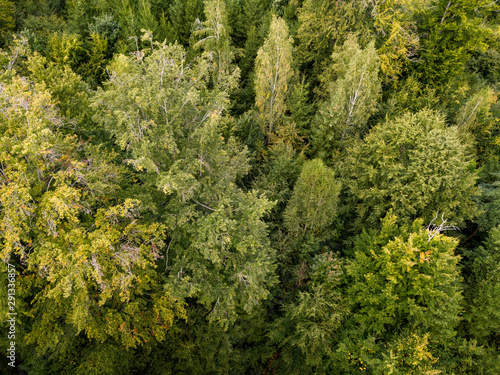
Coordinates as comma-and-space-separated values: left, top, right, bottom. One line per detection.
193, 0, 240, 91
0, 77, 186, 372
89, 13, 120, 46
453, 83, 500, 165
3, 1, 499, 373
284, 158, 341, 239
19, 13, 67, 53
296, 0, 372, 79
416, 0, 497, 86
465, 225, 500, 344
347, 214, 462, 340
0, 0, 15, 44
372, 0, 428, 81
379, 75, 439, 121
477, 172, 500, 233
255, 15, 293, 135
312, 35, 381, 157
269, 252, 347, 373
252, 143, 304, 218
91, 39, 277, 328
342, 213, 463, 373
27, 53, 91, 132
229, 0, 272, 115
45, 32, 84, 70
167, 0, 204, 45
343, 109, 479, 229
378, 333, 439, 375
285, 74, 314, 137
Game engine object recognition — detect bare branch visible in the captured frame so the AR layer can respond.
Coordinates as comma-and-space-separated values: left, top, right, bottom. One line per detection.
425, 210, 459, 242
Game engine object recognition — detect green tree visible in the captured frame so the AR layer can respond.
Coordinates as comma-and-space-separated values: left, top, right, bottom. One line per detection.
168, 0, 204, 45
284, 158, 341, 241
0, 0, 15, 45
254, 15, 293, 136
312, 34, 381, 157
416, 0, 497, 86
340, 213, 463, 373
0, 76, 186, 373
343, 109, 479, 229
91, 39, 277, 327
269, 252, 348, 374
295, 0, 371, 83
27, 52, 91, 133
477, 172, 500, 233
193, 0, 240, 91
465, 225, 500, 344
372, 0, 428, 81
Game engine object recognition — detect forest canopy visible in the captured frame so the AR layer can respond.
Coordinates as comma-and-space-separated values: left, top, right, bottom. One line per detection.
1, 0, 500, 374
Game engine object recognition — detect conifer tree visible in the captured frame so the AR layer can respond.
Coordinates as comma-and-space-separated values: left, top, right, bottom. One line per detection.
269, 252, 347, 374
416, 0, 497, 86
465, 225, 500, 344
343, 109, 479, 229
284, 158, 341, 240
168, 0, 204, 45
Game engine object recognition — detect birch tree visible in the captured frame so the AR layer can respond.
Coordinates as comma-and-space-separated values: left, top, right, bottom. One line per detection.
254, 15, 293, 135
193, 0, 239, 91
312, 35, 381, 157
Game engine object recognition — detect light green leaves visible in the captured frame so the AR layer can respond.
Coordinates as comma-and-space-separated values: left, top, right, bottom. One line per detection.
255, 15, 293, 135
284, 158, 341, 237
343, 109, 479, 228
312, 34, 381, 156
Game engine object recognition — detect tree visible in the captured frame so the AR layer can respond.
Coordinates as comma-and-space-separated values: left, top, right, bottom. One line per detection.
416, 0, 497, 86
312, 34, 381, 157
371, 0, 427, 81
343, 109, 479, 229
168, 0, 204, 46
295, 0, 371, 80
284, 158, 341, 240
340, 213, 463, 373
0, 76, 186, 373
0, 0, 14, 45
27, 52, 92, 135
193, 0, 240, 91
268, 252, 348, 374
91, 39, 277, 328
465, 225, 500, 344
254, 15, 293, 136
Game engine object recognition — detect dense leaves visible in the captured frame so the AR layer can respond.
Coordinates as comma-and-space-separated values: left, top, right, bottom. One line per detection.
1, 0, 499, 373
343, 109, 479, 229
